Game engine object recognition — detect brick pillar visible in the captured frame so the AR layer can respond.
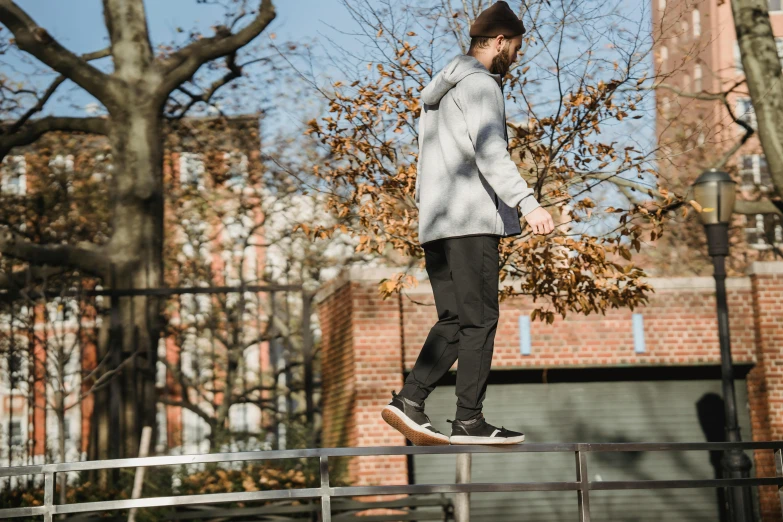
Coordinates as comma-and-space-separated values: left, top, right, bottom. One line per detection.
746, 261, 783, 522
317, 270, 408, 489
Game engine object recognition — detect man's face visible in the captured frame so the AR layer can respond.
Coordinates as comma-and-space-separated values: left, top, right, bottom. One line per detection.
489, 35, 523, 77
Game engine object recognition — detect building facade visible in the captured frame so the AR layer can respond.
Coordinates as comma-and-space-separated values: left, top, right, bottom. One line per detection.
0, 115, 283, 473
317, 262, 783, 521
654, 0, 783, 253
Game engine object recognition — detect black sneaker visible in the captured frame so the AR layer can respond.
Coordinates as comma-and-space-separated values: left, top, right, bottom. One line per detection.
449, 414, 525, 445
381, 392, 450, 446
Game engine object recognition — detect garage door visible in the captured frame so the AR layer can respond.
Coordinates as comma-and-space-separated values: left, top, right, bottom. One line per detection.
411, 376, 757, 521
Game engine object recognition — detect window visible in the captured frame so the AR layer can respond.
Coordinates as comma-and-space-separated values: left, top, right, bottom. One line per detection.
745, 213, 782, 249
179, 345, 198, 379
694, 65, 702, 91
683, 74, 691, 91
746, 214, 767, 248
771, 0, 782, 12
229, 403, 261, 434
659, 46, 668, 73
661, 96, 671, 116
693, 9, 701, 36
736, 97, 757, 130
681, 20, 689, 40
9, 420, 23, 447
224, 151, 248, 190
179, 152, 205, 188
181, 408, 210, 454
1, 155, 26, 195
739, 154, 772, 190
659, 0, 666, 11
156, 403, 168, 453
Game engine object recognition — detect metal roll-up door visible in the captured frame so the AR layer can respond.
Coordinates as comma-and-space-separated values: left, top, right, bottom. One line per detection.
411, 378, 757, 521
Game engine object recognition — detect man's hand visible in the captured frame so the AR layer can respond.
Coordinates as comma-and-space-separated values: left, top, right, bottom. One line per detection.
524, 206, 554, 235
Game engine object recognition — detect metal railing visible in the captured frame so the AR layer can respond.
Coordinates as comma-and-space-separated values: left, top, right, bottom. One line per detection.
2, 441, 783, 522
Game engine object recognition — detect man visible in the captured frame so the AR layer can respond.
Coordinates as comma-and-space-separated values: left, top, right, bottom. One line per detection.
381, 1, 555, 446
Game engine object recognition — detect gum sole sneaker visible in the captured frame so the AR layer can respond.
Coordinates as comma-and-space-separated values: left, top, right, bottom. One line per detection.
381, 392, 450, 446
449, 414, 525, 445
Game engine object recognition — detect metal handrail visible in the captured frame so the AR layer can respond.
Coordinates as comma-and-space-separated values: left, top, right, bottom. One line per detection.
2, 442, 783, 522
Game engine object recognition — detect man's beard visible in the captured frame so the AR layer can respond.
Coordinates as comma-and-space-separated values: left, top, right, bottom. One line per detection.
489, 42, 512, 76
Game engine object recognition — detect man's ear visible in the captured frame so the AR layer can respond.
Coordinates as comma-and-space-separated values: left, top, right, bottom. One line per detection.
494, 34, 506, 52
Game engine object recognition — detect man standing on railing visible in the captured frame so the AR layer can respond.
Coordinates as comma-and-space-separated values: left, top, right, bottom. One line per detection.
381, 1, 554, 446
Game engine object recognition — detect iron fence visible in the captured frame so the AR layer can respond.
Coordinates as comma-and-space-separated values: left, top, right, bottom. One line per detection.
1, 441, 783, 522
0, 281, 317, 466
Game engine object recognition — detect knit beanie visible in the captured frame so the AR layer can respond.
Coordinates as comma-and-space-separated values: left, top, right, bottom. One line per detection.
469, 1, 526, 38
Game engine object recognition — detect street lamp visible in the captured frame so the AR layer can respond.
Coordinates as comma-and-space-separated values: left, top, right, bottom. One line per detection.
692, 169, 755, 522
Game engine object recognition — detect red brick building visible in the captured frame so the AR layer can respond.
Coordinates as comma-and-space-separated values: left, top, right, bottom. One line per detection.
317, 261, 783, 520
0, 115, 274, 469
654, 0, 783, 252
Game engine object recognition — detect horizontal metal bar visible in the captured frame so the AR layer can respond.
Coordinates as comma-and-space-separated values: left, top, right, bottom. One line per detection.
169, 497, 451, 520
4, 477, 783, 518
0, 506, 47, 519
590, 477, 783, 491
332, 482, 581, 497
573, 442, 782, 452
1, 442, 780, 477
51, 488, 324, 515
10, 284, 305, 299
332, 514, 447, 522
0, 464, 45, 477
169, 503, 321, 519
0, 449, 325, 477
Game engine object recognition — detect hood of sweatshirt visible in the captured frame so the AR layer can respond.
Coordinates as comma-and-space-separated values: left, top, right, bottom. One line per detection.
420, 54, 501, 106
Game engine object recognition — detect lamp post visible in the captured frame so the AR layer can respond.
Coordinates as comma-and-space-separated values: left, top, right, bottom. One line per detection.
692, 169, 755, 522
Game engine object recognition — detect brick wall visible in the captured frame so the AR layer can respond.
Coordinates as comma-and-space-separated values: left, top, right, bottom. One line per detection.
746, 262, 783, 520
318, 277, 407, 490
317, 262, 783, 519
401, 274, 757, 370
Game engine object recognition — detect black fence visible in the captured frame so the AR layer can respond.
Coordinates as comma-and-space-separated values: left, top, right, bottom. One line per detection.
0, 281, 317, 466
1, 441, 782, 522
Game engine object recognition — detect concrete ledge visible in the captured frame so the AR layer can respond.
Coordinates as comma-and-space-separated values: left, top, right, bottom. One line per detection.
746, 261, 783, 275
314, 266, 427, 304
316, 264, 758, 303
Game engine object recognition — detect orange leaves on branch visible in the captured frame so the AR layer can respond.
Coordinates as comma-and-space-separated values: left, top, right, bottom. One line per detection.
297, 12, 677, 318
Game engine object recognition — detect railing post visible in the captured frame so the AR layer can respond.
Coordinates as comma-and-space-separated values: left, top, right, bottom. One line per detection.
576, 449, 591, 522
775, 448, 783, 516
455, 452, 471, 522
43, 471, 54, 522
320, 455, 331, 522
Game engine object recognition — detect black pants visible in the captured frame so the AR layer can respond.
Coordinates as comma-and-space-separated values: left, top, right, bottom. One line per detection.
400, 235, 500, 421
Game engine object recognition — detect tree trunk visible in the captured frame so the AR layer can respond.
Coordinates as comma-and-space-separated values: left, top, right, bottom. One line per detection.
101, 106, 166, 461
731, 0, 783, 200
56, 398, 66, 509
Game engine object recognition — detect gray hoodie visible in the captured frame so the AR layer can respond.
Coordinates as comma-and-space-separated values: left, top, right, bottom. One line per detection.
415, 53, 540, 245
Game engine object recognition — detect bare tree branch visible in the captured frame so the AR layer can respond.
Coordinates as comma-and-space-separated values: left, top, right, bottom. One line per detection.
156, 0, 275, 98
735, 198, 783, 216
0, 0, 116, 104
0, 229, 107, 275
654, 80, 755, 170
169, 53, 243, 119
0, 116, 110, 157
6, 47, 112, 135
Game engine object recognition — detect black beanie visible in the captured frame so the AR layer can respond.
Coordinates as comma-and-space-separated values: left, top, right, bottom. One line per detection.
469, 1, 526, 38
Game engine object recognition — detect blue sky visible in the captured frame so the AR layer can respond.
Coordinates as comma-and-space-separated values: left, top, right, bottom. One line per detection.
11, 0, 350, 57
3, 0, 656, 238
6, 0, 355, 116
